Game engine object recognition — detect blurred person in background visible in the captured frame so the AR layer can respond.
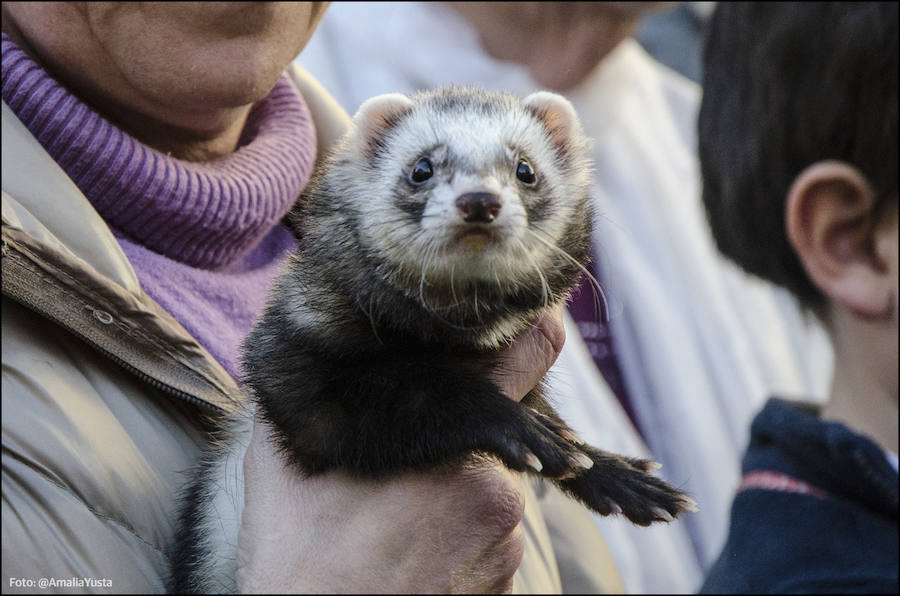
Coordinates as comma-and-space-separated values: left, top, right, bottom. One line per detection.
2, 2, 625, 592
297, 1, 834, 591
697, 3, 897, 592
634, 1, 715, 83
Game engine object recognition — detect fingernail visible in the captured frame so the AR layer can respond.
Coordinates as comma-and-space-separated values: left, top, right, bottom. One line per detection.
645, 461, 663, 472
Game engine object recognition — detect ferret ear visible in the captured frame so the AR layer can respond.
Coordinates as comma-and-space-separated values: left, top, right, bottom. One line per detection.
350, 93, 415, 157
523, 91, 584, 158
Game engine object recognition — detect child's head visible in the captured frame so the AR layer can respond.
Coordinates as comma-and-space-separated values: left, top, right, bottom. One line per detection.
698, 2, 898, 326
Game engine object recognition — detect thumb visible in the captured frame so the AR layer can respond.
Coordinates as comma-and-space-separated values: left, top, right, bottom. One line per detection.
490, 302, 566, 402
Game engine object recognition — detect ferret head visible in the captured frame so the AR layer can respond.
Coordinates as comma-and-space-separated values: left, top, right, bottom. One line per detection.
301, 86, 594, 343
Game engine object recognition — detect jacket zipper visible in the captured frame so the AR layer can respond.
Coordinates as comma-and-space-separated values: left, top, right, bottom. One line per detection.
2, 240, 229, 414
91, 340, 225, 414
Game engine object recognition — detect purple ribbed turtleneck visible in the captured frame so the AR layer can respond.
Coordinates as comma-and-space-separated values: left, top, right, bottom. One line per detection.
1, 33, 316, 381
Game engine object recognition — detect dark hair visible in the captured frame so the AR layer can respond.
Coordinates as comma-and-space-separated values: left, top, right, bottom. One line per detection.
698, 2, 898, 313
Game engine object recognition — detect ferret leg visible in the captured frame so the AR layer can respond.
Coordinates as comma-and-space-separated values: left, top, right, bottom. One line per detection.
255, 360, 590, 481
555, 445, 698, 525
522, 388, 697, 524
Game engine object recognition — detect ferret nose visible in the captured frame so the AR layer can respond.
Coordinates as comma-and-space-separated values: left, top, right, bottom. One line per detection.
455, 192, 502, 223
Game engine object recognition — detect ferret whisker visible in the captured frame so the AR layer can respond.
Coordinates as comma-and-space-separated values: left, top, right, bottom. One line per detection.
515, 236, 551, 310
426, 116, 442, 149
414, 238, 486, 330
473, 281, 480, 322
417, 237, 436, 312
356, 293, 384, 345
527, 228, 608, 322
378, 213, 440, 228
450, 261, 459, 307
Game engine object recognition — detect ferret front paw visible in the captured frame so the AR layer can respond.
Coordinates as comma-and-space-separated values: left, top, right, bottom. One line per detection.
487, 407, 598, 480
558, 446, 698, 526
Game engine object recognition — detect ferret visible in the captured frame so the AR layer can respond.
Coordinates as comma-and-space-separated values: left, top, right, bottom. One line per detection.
170, 86, 696, 593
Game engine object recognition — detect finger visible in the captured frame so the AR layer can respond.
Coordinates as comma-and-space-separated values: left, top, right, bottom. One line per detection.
532, 301, 567, 357
491, 302, 566, 402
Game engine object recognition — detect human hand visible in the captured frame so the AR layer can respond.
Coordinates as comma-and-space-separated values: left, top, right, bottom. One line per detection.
235, 304, 566, 594
491, 302, 566, 401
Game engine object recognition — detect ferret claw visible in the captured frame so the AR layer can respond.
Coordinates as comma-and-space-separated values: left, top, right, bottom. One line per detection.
653, 507, 675, 522
560, 429, 585, 445
680, 496, 700, 513
528, 408, 584, 444
523, 450, 543, 472
604, 499, 623, 515
570, 452, 594, 470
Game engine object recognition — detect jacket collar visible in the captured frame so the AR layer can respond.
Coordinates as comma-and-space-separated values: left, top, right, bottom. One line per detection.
748, 398, 899, 519
2, 101, 243, 414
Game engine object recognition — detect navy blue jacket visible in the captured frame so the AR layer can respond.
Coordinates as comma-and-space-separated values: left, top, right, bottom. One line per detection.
701, 398, 898, 593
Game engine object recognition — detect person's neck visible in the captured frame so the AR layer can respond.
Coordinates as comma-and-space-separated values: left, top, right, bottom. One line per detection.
88, 99, 253, 162
820, 310, 899, 455
447, 2, 641, 92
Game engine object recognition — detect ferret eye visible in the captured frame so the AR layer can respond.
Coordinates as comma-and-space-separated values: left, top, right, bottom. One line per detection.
516, 159, 537, 185
409, 158, 433, 184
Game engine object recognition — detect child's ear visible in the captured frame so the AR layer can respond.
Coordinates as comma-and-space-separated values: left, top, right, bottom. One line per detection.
786, 160, 894, 319
349, 93, 414, 158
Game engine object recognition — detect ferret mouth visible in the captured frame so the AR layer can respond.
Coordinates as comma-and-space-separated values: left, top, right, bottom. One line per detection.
453, 227, 501, 253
